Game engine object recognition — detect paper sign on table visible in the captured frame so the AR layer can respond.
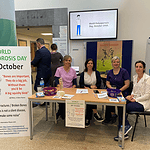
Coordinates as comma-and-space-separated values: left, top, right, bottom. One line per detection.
109, 99, 119, 102
76, 89, 88, 94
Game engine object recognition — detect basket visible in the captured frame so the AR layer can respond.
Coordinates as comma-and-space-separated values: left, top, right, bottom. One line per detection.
107, 88, 121, 98
43, 87, 57, 96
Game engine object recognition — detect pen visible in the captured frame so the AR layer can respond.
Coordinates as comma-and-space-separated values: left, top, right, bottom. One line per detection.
93, 93, 96, 98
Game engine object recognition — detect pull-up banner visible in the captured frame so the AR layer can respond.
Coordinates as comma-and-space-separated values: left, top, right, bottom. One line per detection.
0, 46, 32, 137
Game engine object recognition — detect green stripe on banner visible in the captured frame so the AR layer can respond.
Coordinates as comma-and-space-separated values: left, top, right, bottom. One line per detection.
0, 19, 17, 46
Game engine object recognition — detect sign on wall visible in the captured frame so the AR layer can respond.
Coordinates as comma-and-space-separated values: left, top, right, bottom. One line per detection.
53, 26, 67, 56
0, 46, 32, 137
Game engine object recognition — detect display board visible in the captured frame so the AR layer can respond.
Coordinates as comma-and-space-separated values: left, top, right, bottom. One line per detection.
0, 46, 32, 137
86, 40, 133, 77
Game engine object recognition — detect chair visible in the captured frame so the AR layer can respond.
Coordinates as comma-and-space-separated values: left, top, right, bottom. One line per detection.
127, 81, 133, 95
128, 111, 150, 141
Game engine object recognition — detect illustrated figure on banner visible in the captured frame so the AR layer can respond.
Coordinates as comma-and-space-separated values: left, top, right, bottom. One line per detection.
109, 48, 114, 59
76, 15, 81, 36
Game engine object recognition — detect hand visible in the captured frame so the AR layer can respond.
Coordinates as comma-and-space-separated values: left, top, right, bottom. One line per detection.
57, 84, 60, 88
126, 95, 135, 102
72, 85, 76, 88
84, 86, 89, 89
130, 98, 136, 102
90, 85, 97, 89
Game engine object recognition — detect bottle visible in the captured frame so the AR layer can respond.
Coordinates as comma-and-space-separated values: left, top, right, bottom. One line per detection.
59, 78, 63, 90
118, 125, 123, 147
40, 78, 44, 91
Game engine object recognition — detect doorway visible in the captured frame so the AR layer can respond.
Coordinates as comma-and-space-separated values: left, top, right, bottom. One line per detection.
30, 41, 37, 72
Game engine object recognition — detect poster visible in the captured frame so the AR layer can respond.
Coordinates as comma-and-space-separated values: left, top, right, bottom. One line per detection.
52, 26, 67, 56
97, 41, 122, 72
66, 100, 85, 128
0, 46, 32, 137
52, 38, 67, 56
60, 26, 67, 38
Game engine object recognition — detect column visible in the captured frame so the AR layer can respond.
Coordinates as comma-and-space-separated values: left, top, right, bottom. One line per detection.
0, 0, 17, 46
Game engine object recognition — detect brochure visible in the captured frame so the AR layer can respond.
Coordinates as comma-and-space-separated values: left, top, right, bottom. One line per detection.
76, 89, 88, 94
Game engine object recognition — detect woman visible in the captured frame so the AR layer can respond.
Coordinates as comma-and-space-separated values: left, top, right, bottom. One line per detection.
103, 56, 130, 124
79, 58, 103, 127
55, 55, 77, 119
50, 44, 63, 86
114, 60, 150, 141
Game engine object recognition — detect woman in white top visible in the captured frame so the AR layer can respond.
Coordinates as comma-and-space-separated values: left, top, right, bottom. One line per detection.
79, 58, 103, 127
115, 60, 150, 141
126, 60, 150, 111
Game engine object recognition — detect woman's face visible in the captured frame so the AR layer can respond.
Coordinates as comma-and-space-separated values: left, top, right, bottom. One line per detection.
87, 60, 93, 70
112, 59, 120, 69
64, 57, 72, 67
135, 63, 145, 74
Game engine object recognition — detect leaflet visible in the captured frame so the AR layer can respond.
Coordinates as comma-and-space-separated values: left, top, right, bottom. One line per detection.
76, 89, 88, 94
97, 93, 108, 99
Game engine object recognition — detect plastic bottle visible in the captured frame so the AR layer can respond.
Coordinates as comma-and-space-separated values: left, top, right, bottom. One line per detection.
40, 78, 44, 91
118, 125, 123, 147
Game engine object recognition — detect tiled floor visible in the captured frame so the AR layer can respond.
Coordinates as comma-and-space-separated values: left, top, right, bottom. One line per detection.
0, 104, 150, 150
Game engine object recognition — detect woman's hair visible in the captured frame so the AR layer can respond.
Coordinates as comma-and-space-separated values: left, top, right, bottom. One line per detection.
63, 55, 72, 61
111, 56, 120, 63
51, 44, 57, 51
84, 58, 95, 72
135, 60, 146, 72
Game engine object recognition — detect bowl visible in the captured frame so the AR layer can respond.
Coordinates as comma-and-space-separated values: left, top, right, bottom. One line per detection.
43, 87, 57, 96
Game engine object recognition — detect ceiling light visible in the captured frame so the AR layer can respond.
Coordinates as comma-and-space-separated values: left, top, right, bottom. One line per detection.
41, 33, 53, 35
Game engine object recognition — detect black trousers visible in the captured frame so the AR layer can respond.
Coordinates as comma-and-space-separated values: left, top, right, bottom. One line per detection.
57, 103, 65, 119
105, 106, 115, 121
85, 104, 97, 120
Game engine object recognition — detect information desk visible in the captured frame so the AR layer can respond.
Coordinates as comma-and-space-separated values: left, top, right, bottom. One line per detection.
28, 88, 126, 149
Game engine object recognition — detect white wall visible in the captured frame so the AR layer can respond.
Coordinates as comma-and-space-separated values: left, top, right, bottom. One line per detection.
14, 0, 150, 77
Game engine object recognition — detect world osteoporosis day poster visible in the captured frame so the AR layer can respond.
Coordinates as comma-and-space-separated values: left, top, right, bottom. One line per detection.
97, 41, 122, 72
0, 47, 32, 137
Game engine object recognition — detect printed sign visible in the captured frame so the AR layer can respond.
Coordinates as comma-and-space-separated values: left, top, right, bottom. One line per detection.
66, 100, 85, 128
0, 46, 32, 137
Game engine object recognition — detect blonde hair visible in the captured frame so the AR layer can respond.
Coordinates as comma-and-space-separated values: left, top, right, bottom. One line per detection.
111, 56, 120, 63
63, 55, 72, 61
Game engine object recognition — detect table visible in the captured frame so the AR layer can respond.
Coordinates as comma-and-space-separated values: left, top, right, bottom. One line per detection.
28, 88, 126, 149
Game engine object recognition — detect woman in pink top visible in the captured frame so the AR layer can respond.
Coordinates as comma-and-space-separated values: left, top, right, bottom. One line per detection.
55, 55, 77, 119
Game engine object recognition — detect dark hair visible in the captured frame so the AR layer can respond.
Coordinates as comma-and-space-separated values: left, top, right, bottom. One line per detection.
84, 58, 95, 72
135, 60, 146, 72
51, 44, 57, 51
36, 38, 44, 45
